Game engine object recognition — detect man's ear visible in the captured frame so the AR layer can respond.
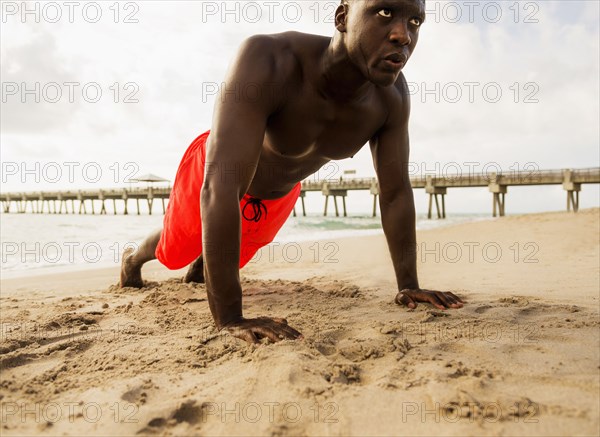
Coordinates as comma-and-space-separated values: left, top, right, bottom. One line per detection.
334, 4, 348, 32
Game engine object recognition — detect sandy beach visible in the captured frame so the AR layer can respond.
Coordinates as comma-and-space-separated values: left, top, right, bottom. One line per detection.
1, 209, 598, 436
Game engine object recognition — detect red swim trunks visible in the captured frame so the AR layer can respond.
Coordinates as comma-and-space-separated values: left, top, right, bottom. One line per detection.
156, 130, 301, 270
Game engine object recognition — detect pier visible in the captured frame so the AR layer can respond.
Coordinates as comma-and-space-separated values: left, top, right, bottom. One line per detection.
300, 167, 599, 218
1, 168, 598, 218
0, 187, 171, 216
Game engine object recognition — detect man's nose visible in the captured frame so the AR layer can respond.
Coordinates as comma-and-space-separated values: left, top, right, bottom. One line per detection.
389, 21, 411, 46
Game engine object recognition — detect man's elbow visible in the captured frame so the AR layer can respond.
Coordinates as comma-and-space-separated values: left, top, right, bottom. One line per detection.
379, 184, 414, 207
201, 179, 240, 210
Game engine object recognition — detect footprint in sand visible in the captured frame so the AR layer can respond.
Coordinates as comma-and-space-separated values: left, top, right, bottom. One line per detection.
138, 400, 205, 434
121, 380, 155, 405
498, 296, 530, 307
474, 305, 492, 314
336, 337, 393, 362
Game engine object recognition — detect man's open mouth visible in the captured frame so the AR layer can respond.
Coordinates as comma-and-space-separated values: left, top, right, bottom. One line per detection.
384, 53, 407, 65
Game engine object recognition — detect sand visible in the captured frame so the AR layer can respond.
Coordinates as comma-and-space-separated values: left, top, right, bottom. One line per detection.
1, 209, 598, 436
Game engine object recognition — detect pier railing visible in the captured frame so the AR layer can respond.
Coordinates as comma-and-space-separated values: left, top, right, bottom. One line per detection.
1, 167, 598, 218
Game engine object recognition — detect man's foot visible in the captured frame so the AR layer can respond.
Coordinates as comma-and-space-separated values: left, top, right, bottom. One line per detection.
184, 256, 205, 284
120, 247, 144, 288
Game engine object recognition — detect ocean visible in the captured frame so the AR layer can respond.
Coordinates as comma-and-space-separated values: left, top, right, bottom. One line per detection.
0, 212, 489, 278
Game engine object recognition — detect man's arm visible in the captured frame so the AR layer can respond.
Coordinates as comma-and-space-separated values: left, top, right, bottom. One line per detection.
370, 74, 463, 310
201, 36, 302, 342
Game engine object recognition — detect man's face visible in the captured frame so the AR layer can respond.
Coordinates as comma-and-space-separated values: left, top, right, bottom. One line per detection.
341, 0, 425, 86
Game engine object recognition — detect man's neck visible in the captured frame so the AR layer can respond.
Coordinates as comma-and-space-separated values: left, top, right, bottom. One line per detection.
317, 33, 374, 102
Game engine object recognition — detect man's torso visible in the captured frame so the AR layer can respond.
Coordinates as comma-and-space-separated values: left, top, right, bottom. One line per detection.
221, 32, 404, 200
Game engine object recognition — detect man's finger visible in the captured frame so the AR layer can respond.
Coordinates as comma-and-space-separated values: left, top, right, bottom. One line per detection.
233, 328, 259, 344
442, 293, 458, 305
428, 294, 447, 310
278, 324, 302, 339
266, 321, 302, 340
396, 292, 416, 309
265, 317, 302, 340
447, 292, 464, 303
255, 326, 284, 343
424, 290, 464, 308
448, 299, 462, 309
435, 292, 456, 308
446, 295, 463, 308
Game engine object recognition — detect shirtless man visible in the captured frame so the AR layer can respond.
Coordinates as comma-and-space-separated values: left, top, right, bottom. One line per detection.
120, 0, 464, 343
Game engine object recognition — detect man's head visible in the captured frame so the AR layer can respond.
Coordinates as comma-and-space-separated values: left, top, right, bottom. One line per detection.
334, 0, 426, 86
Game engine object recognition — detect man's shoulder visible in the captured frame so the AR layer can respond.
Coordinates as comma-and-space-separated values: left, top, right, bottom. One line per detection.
375, 73, 411, 124
377, 72, 410, 106
246, 31, 328, 51
237, 32, 328, 79
393, 72, 410, 97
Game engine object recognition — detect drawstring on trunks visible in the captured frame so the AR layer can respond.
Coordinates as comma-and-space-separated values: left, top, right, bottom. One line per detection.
242, 197, 268, 222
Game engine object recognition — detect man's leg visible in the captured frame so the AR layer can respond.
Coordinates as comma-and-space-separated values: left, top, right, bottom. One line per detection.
120, 228, 162, 288
184, 254, 204, 284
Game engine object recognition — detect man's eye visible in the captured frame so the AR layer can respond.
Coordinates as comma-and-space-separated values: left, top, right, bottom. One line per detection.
409, 17, 422, 26
378, 9, 392, 18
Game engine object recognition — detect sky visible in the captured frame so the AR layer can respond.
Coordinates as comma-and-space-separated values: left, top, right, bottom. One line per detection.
1, 0, 599, 215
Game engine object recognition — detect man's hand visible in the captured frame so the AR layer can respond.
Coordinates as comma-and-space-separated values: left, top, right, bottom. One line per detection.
396, 289, 464, 310
222, 317, 303, 344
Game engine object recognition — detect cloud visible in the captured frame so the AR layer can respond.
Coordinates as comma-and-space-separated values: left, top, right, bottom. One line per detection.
0, 26, 82, 133
407, 0, 599, 172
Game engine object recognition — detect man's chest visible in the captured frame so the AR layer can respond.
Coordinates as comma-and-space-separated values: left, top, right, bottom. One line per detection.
265, 87, 388, 161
